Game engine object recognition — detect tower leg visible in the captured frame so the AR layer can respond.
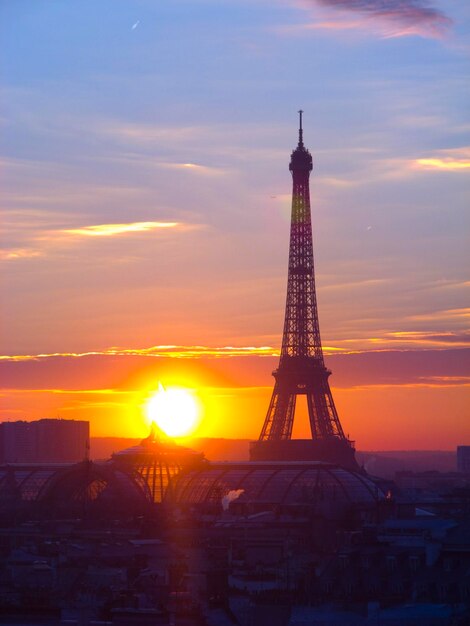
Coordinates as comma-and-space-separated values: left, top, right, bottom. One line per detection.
260, 382, 296, 441
306, 383, 346, 441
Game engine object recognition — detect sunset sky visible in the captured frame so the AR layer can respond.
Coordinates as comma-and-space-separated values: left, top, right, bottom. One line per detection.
1, 0, 469, 450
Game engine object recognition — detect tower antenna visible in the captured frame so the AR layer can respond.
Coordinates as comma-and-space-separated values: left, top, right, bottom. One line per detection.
298, 109, 303, 146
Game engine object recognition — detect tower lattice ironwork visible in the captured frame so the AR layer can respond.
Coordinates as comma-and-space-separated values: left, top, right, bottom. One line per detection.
252, 112, 356, 468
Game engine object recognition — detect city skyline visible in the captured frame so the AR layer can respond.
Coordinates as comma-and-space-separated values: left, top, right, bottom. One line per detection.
1, 0, 469, 449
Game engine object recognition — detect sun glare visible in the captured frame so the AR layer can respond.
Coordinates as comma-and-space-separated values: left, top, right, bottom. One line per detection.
145, 383, 200, 438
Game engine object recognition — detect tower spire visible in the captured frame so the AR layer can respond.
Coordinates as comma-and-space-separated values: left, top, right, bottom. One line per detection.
250, 113, 357, 469
298, 109, 303, 147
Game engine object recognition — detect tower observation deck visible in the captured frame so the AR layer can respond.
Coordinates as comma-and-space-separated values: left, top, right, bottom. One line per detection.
250, 112, 358, 470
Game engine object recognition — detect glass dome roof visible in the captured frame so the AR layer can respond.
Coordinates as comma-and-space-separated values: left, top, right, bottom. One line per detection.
170, 461, 384, 512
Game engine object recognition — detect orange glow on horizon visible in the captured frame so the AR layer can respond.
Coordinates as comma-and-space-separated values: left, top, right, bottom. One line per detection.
2, 379, 469, 450
2, 348, 468, 449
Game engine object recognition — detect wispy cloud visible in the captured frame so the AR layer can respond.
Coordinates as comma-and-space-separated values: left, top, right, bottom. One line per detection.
369, 330, 470, 348
322, 278, 392, 291
1, 218, 200, 261
100, 122, 205, 145
1, 349, 468, 398
2, 334, 469, 366
158, 162, 226, 177
0, 345, 280, 362
412, 148, 470, 171
284, 0, 452, 40
346, 379, 470, 389
62, 221, 181, 237
2, 388, 131, 396
0, 248, 42, 261
417, 376, 470, 386
325, 149, 470, 184
407, 308, 470, 323
414, 158, 470, 171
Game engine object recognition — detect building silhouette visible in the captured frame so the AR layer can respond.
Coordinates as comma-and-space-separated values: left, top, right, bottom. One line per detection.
457, 446, 470, 473
0, 418, 89, 464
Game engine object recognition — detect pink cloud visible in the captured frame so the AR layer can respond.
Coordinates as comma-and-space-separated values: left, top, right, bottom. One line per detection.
287, 0, 452, 39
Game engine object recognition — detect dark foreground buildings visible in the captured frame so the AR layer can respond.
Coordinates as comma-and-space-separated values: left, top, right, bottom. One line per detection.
0, 440, 469, 625
0, 418, 89, 464
0, 118, 469, 625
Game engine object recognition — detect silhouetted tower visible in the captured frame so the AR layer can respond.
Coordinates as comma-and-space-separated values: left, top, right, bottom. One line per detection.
251, 112, 357, 469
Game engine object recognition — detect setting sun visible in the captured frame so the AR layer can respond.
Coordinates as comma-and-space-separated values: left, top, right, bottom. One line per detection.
145, 383, 200, 438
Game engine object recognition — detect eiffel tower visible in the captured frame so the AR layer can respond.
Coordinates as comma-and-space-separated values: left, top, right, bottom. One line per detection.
250, 112, 358, 470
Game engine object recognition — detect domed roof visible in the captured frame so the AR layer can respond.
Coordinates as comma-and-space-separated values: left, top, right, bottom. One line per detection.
169, 461, 384, 516
112, 423, 203, 462
39, 461, 151, 510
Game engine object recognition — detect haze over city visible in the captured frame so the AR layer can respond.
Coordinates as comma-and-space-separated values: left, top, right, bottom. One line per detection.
1, 0, 469, 450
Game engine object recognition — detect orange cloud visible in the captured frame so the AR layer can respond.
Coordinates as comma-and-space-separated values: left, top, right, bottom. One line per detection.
411, 148, 470, 171
413, 158, 470, 171
1, 218, 200, 262
0, 345, 281, 362
62, 221, 180, 237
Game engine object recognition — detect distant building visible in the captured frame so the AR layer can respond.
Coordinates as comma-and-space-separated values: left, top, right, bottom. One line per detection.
0, 419, 89, 464
457, 446, 470, 473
